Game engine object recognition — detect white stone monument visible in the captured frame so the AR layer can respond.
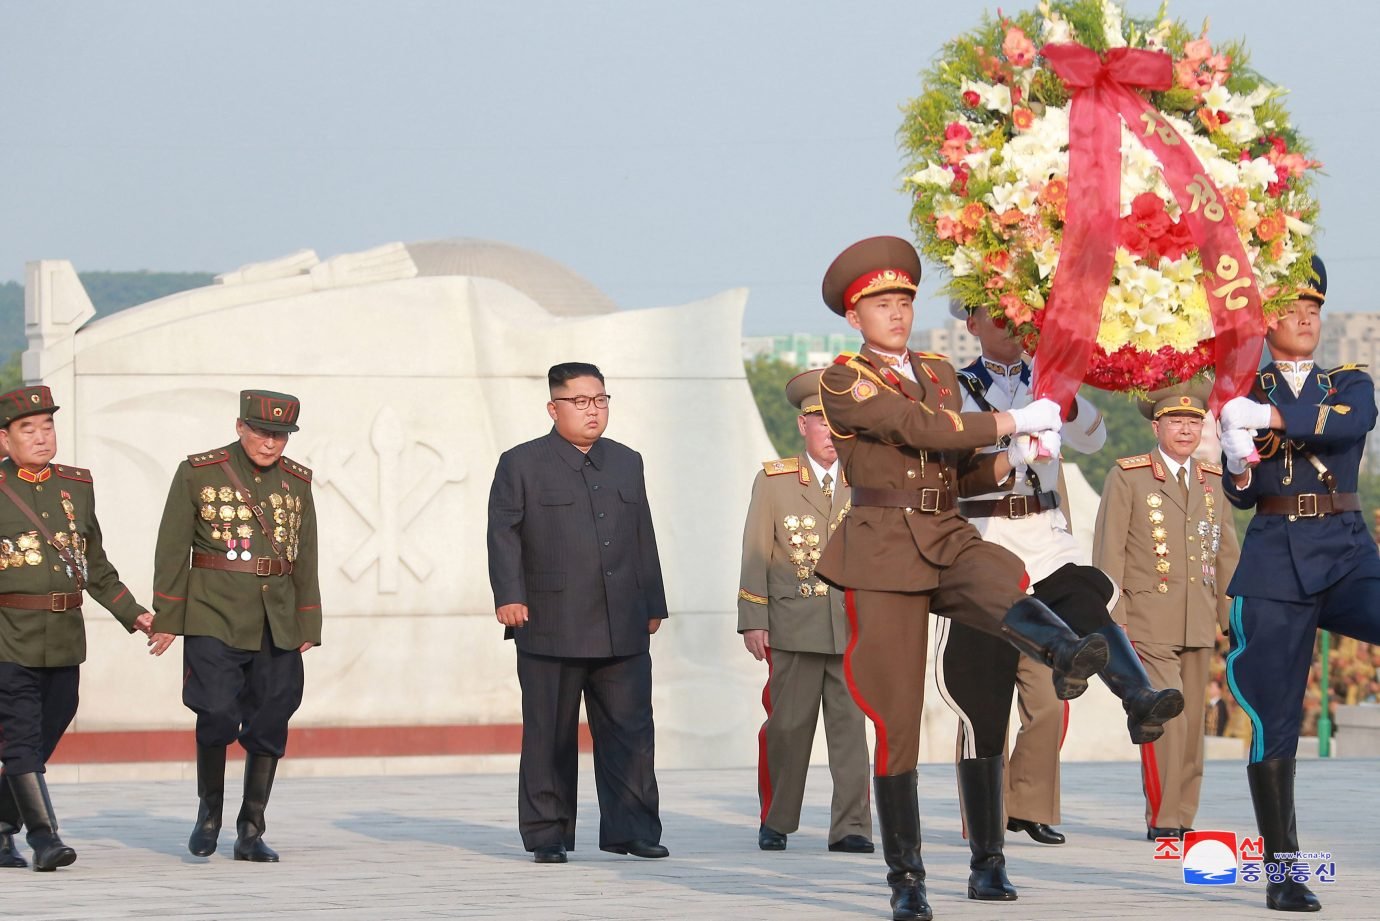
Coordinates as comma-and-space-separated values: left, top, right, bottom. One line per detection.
25, 239, 1133, 779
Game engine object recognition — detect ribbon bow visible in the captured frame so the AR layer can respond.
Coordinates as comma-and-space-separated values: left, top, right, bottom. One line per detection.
1032, 42, 1264, 414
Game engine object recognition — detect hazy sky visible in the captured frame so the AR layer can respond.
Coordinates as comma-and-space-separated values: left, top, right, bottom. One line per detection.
2, 0, 1371, 334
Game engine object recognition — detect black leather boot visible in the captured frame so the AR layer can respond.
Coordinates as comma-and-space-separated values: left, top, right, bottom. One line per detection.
999, 597, 1108, 700
957, 756, 1017, 900
189, 744, 227, 856
1093, 626, 1185, 744
1247, 759, 1321, 912
0, 774, 27, 869
9, 772, 76, 871
874, 772, 932, 921
233, 753, 280, 862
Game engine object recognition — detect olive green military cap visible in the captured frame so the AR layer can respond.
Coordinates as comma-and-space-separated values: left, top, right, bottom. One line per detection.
0, 385, 59, 428
241, 390, 302, 433
785, 369, 825, 414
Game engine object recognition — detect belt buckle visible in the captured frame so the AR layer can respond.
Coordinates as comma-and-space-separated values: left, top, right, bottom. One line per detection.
1296, 494, 1320, 518
255, 558, 273, 577
49, 592, 69, 613
919, 487, 941, 513
1006, 494, 1030, 518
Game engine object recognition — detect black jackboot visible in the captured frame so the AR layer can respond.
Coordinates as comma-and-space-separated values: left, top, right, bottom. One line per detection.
188, 744, 227, 856
233, 753, 281, 862
1092, 626, 1185, 744
999, 597, 1108, 700
0, 774, 27, 869
874, 772, 932, 921
9, 772, 76, 871
1248, 759, 1321, 912
957, 756, 1017, 901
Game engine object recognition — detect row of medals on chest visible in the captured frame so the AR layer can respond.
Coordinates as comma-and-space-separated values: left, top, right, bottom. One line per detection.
0, 494, 88, 576
1146, 491, 1220, 593
198, 486, 302, 561
783, 514, 828, 597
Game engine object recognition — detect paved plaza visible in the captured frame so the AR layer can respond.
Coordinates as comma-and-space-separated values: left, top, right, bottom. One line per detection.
8, 759, 1378, 920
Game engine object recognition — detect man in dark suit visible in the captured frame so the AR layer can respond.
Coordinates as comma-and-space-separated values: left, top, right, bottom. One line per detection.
487, 362, 669, 865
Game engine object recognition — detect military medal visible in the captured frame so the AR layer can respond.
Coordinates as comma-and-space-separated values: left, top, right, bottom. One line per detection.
219, 504, 235, 522
200, 486, 217, 503
784, 515, 800, 531
812, 582, 829, 596
23, 548, 42, 566
212, 525, 222, 540
800, 515, 816, 530
236, 524, 254, 539
237, 505, 253, 521
1148, 509, 1164, 524
218, 486, 234, 503
201, 504, 216, 521
1146, 494, 1163, 509
274, 526, 288, 543
805, 533, 820, 547
226, 539, 238, 560
241, 544, 252, 561
270, 494, 283, 508
790, 533, 804, 547
273, 508, 287, 524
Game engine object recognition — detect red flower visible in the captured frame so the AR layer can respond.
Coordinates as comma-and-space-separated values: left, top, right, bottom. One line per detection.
1119, 193, 1195, 263
962, 89, 981, 107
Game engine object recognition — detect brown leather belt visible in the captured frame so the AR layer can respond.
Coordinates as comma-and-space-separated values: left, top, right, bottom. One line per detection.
1256, 493, 1360, 518
192, 552, 294, 576
0, 591, 84, 612
959, 491, 1061, 520
851, 486, 954, 514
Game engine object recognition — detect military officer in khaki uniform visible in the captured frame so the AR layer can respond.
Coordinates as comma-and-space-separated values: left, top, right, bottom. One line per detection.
814, 237, 1184, 921
1093, 382, 1239, 840
153, 390, 322, 863
738, 369, 872, 854
0, 386, 172, 872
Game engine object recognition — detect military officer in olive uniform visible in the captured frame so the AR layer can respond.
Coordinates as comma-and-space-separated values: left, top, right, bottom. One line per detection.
0, 385, 172, 872
1093, 382, 1239, 841
152, 390, 321, 863
737, 368, 872, 854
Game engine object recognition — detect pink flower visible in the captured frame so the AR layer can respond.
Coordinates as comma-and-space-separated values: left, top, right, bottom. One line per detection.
1182, 37, 1213, 61
985, 250, 1011, 274
1000, 294, 1033, 325
1002, 27, 1036, 68
935, 216, 961, 240
944, 122, 973, 142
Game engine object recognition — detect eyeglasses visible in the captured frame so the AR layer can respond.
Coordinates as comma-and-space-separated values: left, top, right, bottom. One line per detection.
551, 394, 611, 410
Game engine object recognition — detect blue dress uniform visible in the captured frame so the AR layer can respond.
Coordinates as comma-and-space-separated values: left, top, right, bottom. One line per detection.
1221, 255, 1378, 913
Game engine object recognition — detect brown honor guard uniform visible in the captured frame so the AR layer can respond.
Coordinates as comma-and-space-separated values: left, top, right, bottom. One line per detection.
0, 385, 166, 872
812, 237, 1180, 921
737, 369, 872, 854
1093, 382, 1239, 840
152, 390, 322, 863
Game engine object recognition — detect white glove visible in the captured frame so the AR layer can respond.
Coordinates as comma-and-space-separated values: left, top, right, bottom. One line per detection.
1008, 398, 1062, 435
1219, 396, 1271, 432
1034, 429, 1061, 463
1007, 434, 1035, 470
1220, 427, 1256, 475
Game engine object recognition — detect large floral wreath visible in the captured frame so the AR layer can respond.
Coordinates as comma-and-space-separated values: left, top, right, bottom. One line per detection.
902, 0, 1321, 403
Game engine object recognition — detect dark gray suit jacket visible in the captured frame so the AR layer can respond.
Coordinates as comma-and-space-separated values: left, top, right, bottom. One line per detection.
487, 429, 669, 658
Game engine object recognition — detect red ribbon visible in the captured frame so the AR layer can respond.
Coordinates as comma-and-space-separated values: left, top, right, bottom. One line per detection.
1032, 43, 1264, 414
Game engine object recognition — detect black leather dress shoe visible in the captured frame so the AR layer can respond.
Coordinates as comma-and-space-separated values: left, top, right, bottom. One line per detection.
1147, 826, 1180, 841
827, 834, 875, 853
758, 825, 787, 850
601, 839, 669, 859
533, 844, 567, 863
1006, 817, 1065, 845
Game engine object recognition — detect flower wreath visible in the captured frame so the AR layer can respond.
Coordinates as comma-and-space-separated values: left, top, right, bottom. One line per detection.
902, 0, 1321, 404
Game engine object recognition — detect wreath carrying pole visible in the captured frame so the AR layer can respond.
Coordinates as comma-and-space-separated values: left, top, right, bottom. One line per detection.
1032, 42, 1267, 415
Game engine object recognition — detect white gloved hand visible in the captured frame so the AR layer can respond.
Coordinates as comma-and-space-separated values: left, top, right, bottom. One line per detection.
1007, 434, 1035, 471
1220, 427, 1256, 475
1219, 396, 1271, 432
1008, 398, 1062, 435
1034, 429, 1061, 463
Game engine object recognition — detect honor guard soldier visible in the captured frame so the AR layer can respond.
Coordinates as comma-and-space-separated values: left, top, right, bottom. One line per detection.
814, 237, 1182, 921
1215, 256, 1380, 913
737, 369, 873, 855
0, 386, 172, 872
1092, 382, 1240, 842
152, 390, 321, 863
950, 301, 1110, 850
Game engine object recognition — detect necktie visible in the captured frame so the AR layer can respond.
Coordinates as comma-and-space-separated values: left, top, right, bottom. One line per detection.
1177, 467, 1189, 504
822, 472, 834, 499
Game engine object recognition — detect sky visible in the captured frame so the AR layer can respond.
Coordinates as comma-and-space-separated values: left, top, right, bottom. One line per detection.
1, 0, 1373, 334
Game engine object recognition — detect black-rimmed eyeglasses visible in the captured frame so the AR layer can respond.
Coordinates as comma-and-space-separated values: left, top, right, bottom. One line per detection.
551, 394, 611, 410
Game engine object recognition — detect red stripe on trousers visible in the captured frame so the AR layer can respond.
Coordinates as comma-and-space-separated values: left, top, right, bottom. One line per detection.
843, 588, 889, 776
1059, 700, 1070, 749
1130, 639, 1163, 826
757, 647, 775, 823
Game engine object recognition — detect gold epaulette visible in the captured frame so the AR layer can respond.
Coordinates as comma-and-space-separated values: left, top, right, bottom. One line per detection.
282, 456, 313, 482
53, 464, 92, 483
1326, 363, 1369, 375
832, 352, 859, 365
911, 350, 949, 361
1116, 454, 1153, 470
189, 449, 229, 467
762, 458, 799, 476
1200, 460, 1223, 476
